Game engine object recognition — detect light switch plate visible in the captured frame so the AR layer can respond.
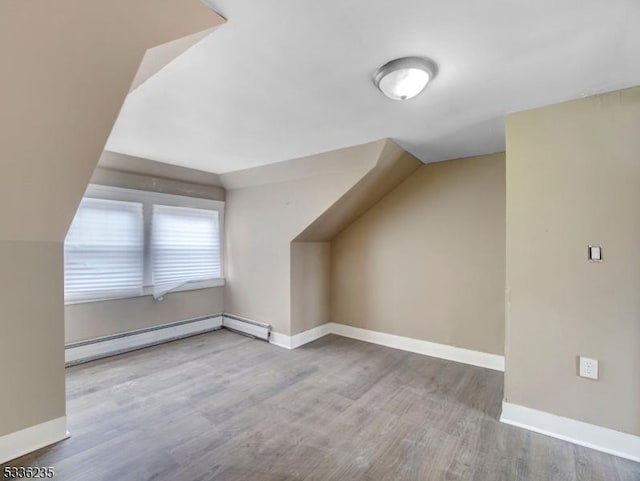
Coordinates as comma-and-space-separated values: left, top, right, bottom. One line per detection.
579, 356, 599, 380
588, 245, 602, 262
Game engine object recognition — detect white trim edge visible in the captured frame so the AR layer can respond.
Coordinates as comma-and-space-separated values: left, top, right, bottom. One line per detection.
65, 315, 223, 365
500, 401, 640, 463
270, 322, 504, 371
269, 331, 294, 350
270, 323, 333, 350
0, 417, 69, 465
331, 323, 504, 371
222, 315, 270, 341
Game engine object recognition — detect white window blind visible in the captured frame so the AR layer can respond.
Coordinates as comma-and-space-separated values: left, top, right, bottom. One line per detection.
65, 198, 144, 303
151, 205, 221, 294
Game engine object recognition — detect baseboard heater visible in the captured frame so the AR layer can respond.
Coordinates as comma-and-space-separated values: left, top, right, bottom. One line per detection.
65, 315, 223, 366
222, 314, 271, 341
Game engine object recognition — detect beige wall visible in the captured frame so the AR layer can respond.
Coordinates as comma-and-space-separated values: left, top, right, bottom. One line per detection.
0, 241, 66, 435
291, 242, 331, 335
0, 4, 222, 243
224, 172, 369, 335
219, 142, 384, 190
505, 87, 640, 435
98, 151, 223, 189
223, 141, 387, 334
295, 141, 421, 242
331, 153, 506, 355
65, 287, 224, 343
223, 140, 423, 336
0, 0, 222, 441
91, 167, 225, 201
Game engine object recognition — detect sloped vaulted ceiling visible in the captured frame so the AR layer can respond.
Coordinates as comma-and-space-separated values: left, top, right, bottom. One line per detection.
0, 0, 224, 242
106, 0, 640, 174
0, 0, 224, 446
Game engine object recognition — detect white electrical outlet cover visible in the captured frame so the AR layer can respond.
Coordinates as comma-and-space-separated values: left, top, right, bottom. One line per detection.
579, 357, 599, 380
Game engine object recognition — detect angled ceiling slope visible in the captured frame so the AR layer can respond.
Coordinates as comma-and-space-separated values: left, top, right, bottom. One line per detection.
106, 0, 640, 174
129, 28, 219, 93
295, 140, 422, 242
0, 0, 225, 242
99, 150, 223, 187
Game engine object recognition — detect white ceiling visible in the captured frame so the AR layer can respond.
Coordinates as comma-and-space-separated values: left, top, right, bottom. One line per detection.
106, 0, 640, 174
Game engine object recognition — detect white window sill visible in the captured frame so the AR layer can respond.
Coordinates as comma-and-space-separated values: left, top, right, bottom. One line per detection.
65, 278, 225, 305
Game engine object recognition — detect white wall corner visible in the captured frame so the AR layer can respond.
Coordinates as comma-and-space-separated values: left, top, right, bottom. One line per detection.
500, 401, 640, 463
269, 331, 294, 350
269, 323, 333, 350
0, 417, 69, 465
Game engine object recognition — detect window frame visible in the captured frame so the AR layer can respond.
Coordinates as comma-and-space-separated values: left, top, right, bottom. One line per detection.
65, 184, 225, 305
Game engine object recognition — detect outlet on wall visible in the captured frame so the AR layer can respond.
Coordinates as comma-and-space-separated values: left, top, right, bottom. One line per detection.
579, 356, 599, 380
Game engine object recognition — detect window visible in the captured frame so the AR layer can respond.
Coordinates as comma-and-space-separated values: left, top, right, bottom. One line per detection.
65, 198, 144, 303
151, 205, 222, 297
64, 185, 224, 304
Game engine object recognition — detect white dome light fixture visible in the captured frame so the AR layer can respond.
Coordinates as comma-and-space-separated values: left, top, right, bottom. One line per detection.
373, 57, 437, 101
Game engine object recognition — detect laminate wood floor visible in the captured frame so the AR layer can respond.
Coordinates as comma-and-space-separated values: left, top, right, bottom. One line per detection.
3, 330, 638, 480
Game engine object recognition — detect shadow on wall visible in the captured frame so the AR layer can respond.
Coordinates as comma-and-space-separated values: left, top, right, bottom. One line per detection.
290, 141, 423, 335
222, 139, 421, 336
330, 152, 506, 356
0, 0, 224, 457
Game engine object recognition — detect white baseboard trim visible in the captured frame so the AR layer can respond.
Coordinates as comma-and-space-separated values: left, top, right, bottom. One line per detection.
270, 322, 504, 371
269, 331, 294, 349
332, 323, 504, 371
222, 315, 271, 341
0, 417, 69, 465
270, 323, 333, 350
65, 315, 223, 365
500, 401, 640, 463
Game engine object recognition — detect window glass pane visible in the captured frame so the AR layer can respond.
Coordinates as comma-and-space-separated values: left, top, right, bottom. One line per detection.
151, 205, 221, 288
64, 198, 144, 302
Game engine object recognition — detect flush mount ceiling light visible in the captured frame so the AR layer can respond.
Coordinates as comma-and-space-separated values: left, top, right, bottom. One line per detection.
373, 57, 437, 101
